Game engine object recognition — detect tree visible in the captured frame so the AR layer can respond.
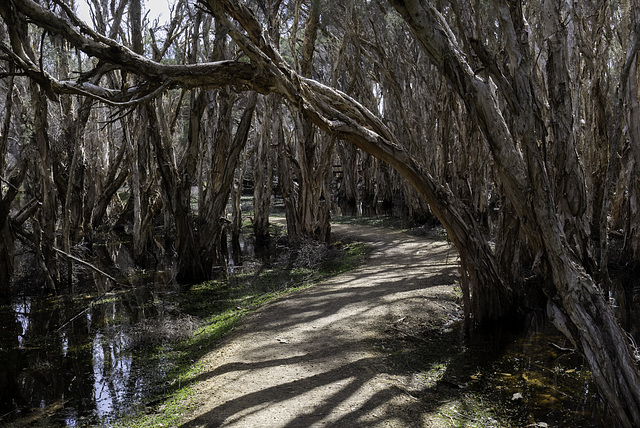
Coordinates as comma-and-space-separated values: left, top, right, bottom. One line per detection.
278, 0, 334, 242
2, 0, 640, 425
388, 0, 640, 424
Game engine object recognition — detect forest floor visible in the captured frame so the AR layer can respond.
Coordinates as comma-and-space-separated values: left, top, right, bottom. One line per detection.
174, 222, 484, 427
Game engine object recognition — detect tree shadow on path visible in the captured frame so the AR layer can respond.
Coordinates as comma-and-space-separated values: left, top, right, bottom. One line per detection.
178, 223, 460, 427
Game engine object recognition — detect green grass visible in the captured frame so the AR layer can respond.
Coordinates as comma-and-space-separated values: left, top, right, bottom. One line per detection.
333, 214, 411, 229
113, 240, 370, 427
333, 215, 447, 240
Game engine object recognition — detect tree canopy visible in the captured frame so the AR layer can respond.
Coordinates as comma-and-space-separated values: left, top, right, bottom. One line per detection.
1, 0, 640, 425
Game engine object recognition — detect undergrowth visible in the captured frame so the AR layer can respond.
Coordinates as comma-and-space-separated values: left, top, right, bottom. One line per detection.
113, 239, 369, 427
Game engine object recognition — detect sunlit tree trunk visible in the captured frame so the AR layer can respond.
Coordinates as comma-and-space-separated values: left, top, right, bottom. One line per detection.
128, 0, 155, 263
253, 94, 277, 244
198, 91, 258, 276
252, 1, 280, 244
281, 0, 333, 242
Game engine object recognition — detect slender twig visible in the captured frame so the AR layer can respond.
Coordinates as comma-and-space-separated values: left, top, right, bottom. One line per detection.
56, 305, 92, 332
55, 281, 128, 333
0, 175, 20, 191
389, 325, 430, 344
549, 341, 576, 353
51, 246, 120, 284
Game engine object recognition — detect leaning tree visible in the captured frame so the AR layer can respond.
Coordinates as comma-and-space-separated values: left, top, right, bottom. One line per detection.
1, 0, 640, 425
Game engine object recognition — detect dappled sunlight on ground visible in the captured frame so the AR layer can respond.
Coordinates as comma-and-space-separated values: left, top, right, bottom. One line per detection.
178, 223, 460, 427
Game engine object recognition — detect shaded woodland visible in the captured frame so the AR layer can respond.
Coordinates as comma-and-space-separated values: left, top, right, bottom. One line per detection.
1, 0, 640, 425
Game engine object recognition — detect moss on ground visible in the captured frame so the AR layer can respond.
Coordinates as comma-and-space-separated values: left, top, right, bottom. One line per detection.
113, 239, 370, 428
379, 312, 607, 428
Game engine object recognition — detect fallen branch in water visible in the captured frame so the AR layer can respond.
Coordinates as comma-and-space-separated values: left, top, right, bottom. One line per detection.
55, 286, 125, 333
53, 247, 131, 333
549, 341, 576, 353
52, 246, 120, 284
56, 305, 92, 332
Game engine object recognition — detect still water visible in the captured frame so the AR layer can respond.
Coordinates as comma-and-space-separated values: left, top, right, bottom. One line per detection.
0, 230, 635, 426
465, 324, 609, 426
0, 276, 182, 426
1, 287, 617, 427
0, 236, 259, 427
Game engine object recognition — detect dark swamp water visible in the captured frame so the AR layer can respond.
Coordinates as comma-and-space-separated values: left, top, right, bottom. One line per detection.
0, 228, 638, 427
1, 283, 178, 426
0, 244, 187, 427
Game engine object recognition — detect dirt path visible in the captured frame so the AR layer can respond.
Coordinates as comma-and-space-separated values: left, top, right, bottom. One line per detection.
178, 223, 460, 427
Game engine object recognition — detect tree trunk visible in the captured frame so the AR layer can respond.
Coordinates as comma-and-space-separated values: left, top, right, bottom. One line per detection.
252, 0, 283, 246
7, 0, 640, 424
335, 141, 359, 215
209, 0, 514, 324
292, 112, 333, 242
625, 53, 640, 269
0, 72, 16, 294
0, 163, 26, 297
29, 81, 59, 291
90, 140, 128, 231
543, 0, 590, 264
128, 0, 154, 263
281, 0, 333, 242
253, 94, 277, 244
128, 108, 154, 262
389, 1, 640, 425
198, 91, 257, 277
0, 72, 13, 190
587, 78, 612, 287
230, 148, 247, 266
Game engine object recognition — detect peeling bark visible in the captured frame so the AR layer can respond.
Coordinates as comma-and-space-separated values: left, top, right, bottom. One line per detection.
3, 0, 640, 424
389, 1, 640, 425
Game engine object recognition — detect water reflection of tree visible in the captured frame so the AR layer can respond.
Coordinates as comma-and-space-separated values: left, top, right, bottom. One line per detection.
2, 0, 640, 425
0, 299, 21, 417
